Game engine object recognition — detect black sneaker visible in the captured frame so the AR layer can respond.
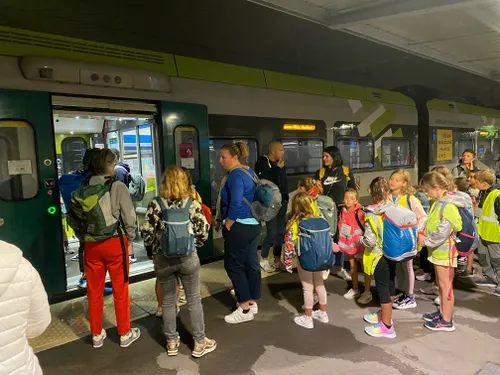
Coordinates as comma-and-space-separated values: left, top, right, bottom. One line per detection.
457, 269, 474, 279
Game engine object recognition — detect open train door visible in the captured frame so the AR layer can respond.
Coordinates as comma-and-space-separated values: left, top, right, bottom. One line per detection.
0, 89, 65, 295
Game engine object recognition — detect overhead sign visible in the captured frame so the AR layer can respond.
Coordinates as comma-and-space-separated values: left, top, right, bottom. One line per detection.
437, 129, 453, 161
283, 124, 316, 131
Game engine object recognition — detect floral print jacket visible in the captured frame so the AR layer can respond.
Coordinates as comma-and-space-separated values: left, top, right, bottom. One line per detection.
141, 198, 210, 257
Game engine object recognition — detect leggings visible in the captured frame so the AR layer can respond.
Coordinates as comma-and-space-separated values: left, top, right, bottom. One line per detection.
396, 259, 415, 296
297, 263, 327, 309
374, 256, 397, 304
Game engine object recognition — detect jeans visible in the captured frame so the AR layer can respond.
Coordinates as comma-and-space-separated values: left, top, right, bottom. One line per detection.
333, 251, 344, 268
154, 253, 205, 343
478, 239, 500, 285
223, 222, 262, 303
261, 204, 287, 259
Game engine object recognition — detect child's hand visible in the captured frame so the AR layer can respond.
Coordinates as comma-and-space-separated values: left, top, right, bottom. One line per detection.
418, 233, 425, 246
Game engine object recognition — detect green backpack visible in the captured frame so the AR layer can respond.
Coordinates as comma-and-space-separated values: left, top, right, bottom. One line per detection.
68, 178, 120, 242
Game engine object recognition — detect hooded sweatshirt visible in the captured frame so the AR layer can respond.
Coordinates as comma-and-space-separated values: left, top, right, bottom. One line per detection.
0, 241, 51, 375
114, 162, 131, 187
360, 201, 394, 250
255, 156, 289, 203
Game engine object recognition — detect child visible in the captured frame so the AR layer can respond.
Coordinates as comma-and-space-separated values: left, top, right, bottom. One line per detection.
361, 177, 390, 305
474, 169, 500, 296
338, 189, 366, 300
284, 192, 329, 329
413, 185, 430, 213
362, 177, 396, 339
388, 169, 427, 310
418, 172, 464, 331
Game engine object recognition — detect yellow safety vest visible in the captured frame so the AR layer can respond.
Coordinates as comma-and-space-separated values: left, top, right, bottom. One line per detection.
477, 189, 500, 243
364, 213, 384, 274
425, 200, 462, 262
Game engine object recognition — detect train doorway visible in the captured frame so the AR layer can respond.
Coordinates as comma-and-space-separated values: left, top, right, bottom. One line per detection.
52, 96, 162, 290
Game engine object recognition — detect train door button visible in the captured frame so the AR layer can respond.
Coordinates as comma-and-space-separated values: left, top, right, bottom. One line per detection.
44, 179, 56, 189
44, 159, 52, 166
0, 218, 4, 227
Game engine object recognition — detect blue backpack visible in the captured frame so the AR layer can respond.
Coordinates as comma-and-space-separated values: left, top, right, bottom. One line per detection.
59, 171, 89, 210
381, 203, 418, 261
439, 204, 478, 256
297, 217, 334, 272
156, 197, 195, 258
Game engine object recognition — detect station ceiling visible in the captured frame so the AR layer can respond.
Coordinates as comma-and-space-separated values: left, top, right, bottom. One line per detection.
248, 0, 500, 82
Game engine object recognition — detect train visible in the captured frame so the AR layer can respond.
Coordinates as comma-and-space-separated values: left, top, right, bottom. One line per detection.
0, 26, 499, 297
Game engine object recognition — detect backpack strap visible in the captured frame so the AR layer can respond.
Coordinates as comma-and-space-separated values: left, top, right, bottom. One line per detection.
406, 194, 412, 211
235, 166, 260, 185
155, 196, 168, 212
439, 202, 447, 220
319, 167, 325, 180
354, 208, 365, 233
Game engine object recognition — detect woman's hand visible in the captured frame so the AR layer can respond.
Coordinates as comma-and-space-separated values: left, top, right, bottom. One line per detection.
225, 219, 235, 231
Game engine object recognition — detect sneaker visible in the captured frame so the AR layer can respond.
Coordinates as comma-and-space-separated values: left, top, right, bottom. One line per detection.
70, 254, 79, 261
167, 337, 180, 356
294, 315, 314, 329
311, 310, 329, 323
65, 247, 75, 255
363, 310, 393, 325
260, 259, 275, 273
416, 272, 431, 282
103, 287, 113, 296
423, 310, 442, 322
475, 277, 496, 288
129, 254, 138, 264
343, 288, 360, 300
224, 307, 254, 324
237, 302, 258, 315
229, 289, 236, 298
420, 286, 439, 295
192, 337, 217, 358
120, 327, 141, 347
393, 295, 417, 310
424, 317, 455, 332
393, 292, 405, 305
337, 268, 352, 281
434, 296, 441, 306
358, 291, 373, 305
92, 329, 107, 348
302, 294, 319, 310
364, 322, 396, 339
322, 269, 331, 280
457, 269, 474, 279
493, 288, 500, 297
156, 306, 162, 318
78, 277, 87, 288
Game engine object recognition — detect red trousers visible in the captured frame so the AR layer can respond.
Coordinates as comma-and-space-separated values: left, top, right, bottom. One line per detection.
85, 236, 130, 335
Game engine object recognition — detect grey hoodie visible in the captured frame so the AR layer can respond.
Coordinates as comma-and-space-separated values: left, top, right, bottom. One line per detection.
423, 193, 466, 249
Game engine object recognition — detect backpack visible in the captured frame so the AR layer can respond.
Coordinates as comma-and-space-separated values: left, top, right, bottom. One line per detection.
59, 171, 87, 210
297, 217, 334, 272
68, 178, 119, 242
381, 203, 418, 261
156, 197, 196, 258
315, 195, 338, 236
129, 173, 146, 202
439, 203, 478, 256
236, 168, 282, 222
319, 166, 351, 182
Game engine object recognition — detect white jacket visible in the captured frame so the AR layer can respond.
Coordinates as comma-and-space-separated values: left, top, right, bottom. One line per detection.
0, 241, 51, 375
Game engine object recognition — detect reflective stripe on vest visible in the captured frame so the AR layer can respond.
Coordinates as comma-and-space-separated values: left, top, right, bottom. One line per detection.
366, 213, 383, 254
478, 189, 500, 243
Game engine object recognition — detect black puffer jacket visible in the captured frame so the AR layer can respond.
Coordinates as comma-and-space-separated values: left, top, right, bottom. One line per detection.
314, 166, 355, 207
255, 156, 289, 203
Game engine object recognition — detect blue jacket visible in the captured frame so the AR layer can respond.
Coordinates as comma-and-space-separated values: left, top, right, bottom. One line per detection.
221, 168, 257, 221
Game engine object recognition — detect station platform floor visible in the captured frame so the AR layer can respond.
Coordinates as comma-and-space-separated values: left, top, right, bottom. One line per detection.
34, 261, 500, 375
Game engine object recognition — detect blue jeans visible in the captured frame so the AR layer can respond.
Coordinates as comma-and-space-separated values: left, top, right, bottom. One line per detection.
261, 205, 287, 259
223, 222, 262, 303
334, 251, 344, 267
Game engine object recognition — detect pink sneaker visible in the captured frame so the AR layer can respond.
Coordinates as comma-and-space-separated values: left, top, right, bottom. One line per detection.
364, 322, 396, 339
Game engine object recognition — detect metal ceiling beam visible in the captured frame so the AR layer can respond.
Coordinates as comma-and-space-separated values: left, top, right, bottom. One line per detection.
327, 0, 487, 28
247, 0, 330, 24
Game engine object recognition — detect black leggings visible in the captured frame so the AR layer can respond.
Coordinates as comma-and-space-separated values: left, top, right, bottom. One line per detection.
374, 256, 397, 304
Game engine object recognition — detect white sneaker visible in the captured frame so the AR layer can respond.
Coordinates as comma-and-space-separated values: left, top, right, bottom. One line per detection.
224, 307, 254, 324
129, 255, 138, 264
337, 268, 352, 281
302, 294, 319, 310
434, 296, 441, 306
92, 329, 107, 348
311, 310, 329, 323
343, 288, 360, 300
294, 315, 314, 329
322, 269, 331, 280
237, 302, 258, 315
260, 259, 275, 273
120, 327, 141, 348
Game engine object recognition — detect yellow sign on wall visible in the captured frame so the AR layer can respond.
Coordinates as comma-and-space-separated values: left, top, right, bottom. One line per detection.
437, 129, 453, 161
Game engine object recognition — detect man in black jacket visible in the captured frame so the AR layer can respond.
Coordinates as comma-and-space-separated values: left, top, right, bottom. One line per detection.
255, 141, 289, 272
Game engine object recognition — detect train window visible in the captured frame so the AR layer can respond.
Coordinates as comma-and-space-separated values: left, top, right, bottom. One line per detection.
61, 137, 88, 175
138, 123, 157, 195
280, 139, 323, 175
336, 137, 374, 170
209, 138, 258, 209
381, 138, 411, 168
0, 121, 39, 201
122, 128, 141, 175
174, 126, 200, 184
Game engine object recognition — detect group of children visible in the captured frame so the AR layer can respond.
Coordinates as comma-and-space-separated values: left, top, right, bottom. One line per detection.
283, 153, 500, 337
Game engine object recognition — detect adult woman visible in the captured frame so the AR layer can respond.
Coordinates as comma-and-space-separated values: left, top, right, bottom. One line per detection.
82, 148, 140, 348
216, 142, 262, 324
452, 149, 476, 178
142, 166, 215, 358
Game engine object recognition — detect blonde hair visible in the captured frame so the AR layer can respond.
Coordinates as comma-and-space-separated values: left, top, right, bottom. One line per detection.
298, 176, 323, 194
288, 192, 316, 229
221, 142, 249, 165
390, 169, 412, 194
160, 165, 191, 200
475, 169, 495, 185
420, 171, 451, 191
431, 165, 456, 190
344, 188, 359, 200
